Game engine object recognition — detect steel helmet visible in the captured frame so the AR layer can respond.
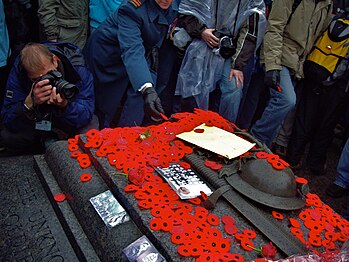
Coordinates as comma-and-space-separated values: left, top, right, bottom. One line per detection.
227, 158, 307, 210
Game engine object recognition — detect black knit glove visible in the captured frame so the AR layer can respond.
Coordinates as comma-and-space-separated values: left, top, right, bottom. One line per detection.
142, 87, 164, 119
265, 70, 282, 92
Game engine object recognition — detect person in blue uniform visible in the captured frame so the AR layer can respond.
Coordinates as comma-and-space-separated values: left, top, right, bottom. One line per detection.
83, 0, 179, 128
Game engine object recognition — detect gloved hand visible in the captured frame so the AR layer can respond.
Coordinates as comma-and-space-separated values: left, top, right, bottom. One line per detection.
142, 87, 165, 120
264, 70, 282, 92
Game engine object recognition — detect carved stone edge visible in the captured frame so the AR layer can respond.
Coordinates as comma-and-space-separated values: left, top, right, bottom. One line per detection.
33, 154, 101, 262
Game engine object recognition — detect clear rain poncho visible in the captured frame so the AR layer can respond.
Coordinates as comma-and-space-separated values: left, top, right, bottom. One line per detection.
175, 0, 266, 109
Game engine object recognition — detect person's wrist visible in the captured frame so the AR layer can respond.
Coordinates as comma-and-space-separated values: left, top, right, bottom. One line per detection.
23, 102, 33, 111
24, 97, 33, 110
58, 100, 68, 108
139, 83, 153, 95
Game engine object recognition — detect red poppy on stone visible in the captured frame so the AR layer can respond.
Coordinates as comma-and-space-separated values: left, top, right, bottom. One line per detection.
261, 242, 277, 260
128, 167, 145, 186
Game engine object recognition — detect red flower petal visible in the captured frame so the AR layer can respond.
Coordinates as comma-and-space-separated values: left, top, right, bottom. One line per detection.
54, 193, 66, 202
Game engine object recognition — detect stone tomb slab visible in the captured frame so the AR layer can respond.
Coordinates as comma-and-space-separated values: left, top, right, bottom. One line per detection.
40, 141, 143, 261
77, 136, 282, 261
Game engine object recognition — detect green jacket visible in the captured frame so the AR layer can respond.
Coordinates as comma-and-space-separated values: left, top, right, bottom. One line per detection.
262, 0, 333, 79
38, 0, 89, 49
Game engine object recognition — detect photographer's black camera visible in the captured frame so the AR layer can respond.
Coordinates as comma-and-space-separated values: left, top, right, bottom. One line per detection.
213, 30, 236, 59
36, 70, 78, 101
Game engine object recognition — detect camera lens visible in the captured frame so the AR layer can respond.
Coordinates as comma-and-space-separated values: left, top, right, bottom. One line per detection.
55, 79, 78, 101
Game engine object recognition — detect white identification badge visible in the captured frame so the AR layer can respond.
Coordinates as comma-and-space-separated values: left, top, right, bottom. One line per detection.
35, 120, 52, 131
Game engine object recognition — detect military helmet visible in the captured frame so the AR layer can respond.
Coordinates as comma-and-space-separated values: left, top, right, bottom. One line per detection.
228, 158, 307, 210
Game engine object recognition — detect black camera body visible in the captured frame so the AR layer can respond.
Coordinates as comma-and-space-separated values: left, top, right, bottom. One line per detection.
213, 30, 237, 59
36, 70, 79, 101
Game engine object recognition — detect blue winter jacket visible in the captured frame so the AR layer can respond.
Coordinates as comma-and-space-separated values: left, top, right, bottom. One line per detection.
1, 42, 95, 132
89, 0, 123, 30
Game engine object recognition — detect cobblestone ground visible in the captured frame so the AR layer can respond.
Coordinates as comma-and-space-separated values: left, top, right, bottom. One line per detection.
295, 138, 349, 217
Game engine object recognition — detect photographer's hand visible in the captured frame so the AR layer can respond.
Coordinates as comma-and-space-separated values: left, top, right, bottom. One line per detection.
201, 28, 219, 48
32, 79, 53, 105
47, 87, 68, 108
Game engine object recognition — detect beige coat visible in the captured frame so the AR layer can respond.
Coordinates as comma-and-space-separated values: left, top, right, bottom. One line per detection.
262, 0, 333, 79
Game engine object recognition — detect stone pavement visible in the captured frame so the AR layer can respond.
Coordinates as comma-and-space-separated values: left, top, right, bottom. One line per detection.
295, 137, 349, 217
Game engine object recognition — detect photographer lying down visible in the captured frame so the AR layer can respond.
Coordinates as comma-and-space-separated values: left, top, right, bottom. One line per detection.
1, 42, 97, 154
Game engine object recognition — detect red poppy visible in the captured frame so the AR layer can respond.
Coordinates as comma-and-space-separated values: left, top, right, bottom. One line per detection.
289, 218, 301, 228
256, 151, 268, 159
199, 191, 209, 201
54, 193, 66, 202
207, 214, 220, 226
242, 229, 257, 239
124, 184, 140, 192
267, 154, 279, 164
290, 227, 303, 237
194, 128, 205, 133
70, 151, 81, 158
271, 159, 286, 170
224, 224, 238, 236
68, 144, 79, 152
295, 177, 308, 185
222, 215, 235, 225
188, 197, 201, 205
240, 239, 255, 251
179, 161, 191, 169
160, 113, 169, 121
272, 211, 284, 220
80, 173, 92, 182
204, 160, 217, 168
261, 242, 277, 260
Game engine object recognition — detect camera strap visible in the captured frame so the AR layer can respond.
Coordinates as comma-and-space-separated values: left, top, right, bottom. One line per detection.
231, 0, 242, 39
214, 0, 242, 38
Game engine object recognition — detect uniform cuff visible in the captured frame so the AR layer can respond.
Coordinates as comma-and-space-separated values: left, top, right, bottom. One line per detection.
138, 83, 153, 93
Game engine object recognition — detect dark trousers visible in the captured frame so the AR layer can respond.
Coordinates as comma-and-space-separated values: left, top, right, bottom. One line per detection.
0, 65, 9, 110
236, 62, 268, 130
286, 79, 349, 171
1, 114, 99, 155
1, 127, 44, 154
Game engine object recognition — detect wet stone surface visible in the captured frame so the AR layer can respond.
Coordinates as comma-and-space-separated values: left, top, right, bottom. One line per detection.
0, 155, 79, 261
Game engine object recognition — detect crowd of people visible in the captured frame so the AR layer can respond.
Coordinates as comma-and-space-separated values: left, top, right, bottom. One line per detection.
0, 0, 349, 203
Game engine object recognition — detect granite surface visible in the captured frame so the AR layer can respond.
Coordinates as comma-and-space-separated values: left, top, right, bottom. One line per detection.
34, 154, 100, 261
42, 141, 143, 261
0, 155, 80, 261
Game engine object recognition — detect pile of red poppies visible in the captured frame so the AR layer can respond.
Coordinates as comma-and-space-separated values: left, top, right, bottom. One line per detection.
271, 192, 349, 253
67, 109, 349, 260
124, 176, 261, 261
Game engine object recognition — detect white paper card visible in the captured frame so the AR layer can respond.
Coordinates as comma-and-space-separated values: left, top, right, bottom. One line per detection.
176, 123, 255, 159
